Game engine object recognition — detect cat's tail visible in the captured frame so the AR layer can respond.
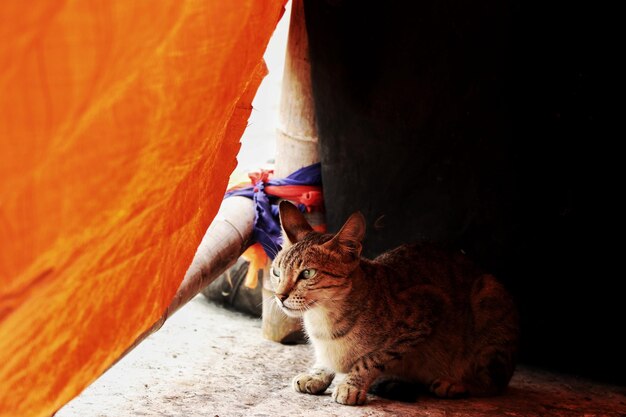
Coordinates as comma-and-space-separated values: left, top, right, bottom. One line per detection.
464, 274, 520, 396
463, 345, 518, 396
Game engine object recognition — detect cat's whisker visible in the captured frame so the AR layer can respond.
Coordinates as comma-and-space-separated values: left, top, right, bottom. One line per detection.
256, 295, 273, 309
259, 240, 280, 259
268, 297, 292, 323
265, 236, 281, 254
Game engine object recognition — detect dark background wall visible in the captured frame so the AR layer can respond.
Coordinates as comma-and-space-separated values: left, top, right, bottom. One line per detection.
304, 0, 621, 384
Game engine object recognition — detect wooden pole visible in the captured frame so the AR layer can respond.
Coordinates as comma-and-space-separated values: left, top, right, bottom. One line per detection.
119, 196, 255, 359
274, 0, 318, 178
173, 196, 255, 309
262, 0, 321, 343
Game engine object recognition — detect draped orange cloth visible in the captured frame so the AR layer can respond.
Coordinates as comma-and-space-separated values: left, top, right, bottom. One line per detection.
0, 1, 285, 416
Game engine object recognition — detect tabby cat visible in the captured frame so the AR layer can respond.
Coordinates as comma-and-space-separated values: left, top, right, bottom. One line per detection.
270, 201, 519, 406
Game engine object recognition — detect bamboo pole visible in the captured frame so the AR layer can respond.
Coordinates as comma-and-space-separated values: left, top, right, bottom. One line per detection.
262, 0, 321, 343
274, 0, 318, 177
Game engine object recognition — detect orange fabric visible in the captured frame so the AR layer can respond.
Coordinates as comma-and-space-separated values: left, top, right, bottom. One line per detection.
241, 243, 268, 289
0, 1, 285, 416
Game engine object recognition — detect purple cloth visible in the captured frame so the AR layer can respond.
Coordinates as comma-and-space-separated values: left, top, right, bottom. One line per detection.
224, 163, 322, 259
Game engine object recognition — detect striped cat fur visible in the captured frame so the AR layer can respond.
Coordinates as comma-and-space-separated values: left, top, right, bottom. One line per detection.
270, 201, 519, 406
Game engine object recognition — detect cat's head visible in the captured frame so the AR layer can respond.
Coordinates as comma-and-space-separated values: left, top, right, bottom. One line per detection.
270, 201, 366, 317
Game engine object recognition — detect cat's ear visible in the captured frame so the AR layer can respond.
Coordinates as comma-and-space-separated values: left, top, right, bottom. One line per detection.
325, 211, 366, 257
279, 200, 314, 244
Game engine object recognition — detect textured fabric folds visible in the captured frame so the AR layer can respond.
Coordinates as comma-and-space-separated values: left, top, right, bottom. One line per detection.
0, 1, 285, 416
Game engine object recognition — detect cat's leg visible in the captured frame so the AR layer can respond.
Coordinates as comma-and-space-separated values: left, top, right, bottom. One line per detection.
429, 378, 468, 398
332, 347, 406, 405
333, 291, 439, 406
292, 364, 335, 395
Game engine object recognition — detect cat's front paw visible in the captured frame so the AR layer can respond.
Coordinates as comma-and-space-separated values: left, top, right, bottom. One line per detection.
292, 373, 332, 395
332, 382, 367, 406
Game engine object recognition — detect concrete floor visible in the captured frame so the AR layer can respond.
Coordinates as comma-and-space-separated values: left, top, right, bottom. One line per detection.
57, 295, 626, 417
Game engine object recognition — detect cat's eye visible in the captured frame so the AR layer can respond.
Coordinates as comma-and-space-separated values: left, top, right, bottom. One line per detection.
300, 268, 316, 279
271, 267, 281, 278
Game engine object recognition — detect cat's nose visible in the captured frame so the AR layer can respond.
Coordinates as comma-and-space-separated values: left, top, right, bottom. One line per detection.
276, 293, 288, 304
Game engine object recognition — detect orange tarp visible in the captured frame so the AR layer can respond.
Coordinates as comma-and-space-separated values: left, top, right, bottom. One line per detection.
0, 1, 285, 416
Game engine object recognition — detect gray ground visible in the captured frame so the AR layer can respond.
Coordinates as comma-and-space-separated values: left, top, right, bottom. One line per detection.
57, 295, 626, 417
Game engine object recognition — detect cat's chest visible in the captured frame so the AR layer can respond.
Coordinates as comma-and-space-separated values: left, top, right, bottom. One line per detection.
303, 311, 364, 372
302, 311, 335, 339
